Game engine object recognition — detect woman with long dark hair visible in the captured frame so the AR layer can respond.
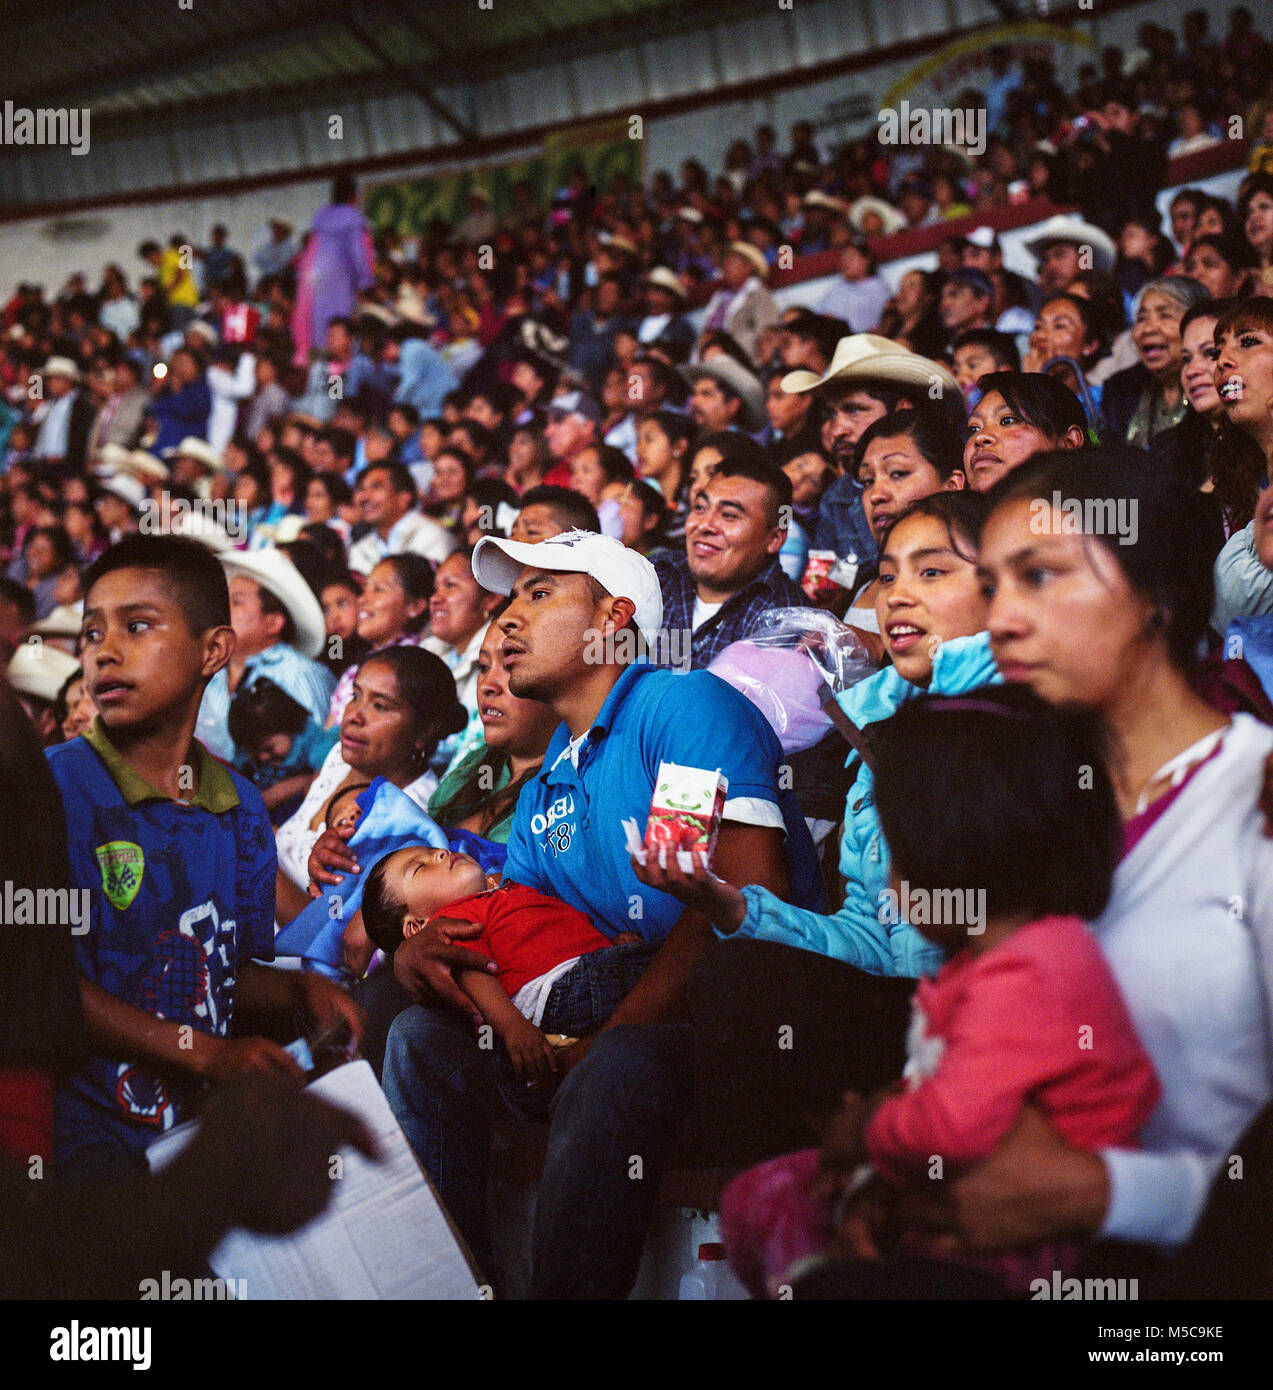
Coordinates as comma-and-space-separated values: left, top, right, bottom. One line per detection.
275, 644, 467, 922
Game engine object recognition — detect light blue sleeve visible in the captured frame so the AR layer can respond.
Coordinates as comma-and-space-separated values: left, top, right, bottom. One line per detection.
731, 882, 943, 978
732, 883, 897, 974
1212, 522, 1273, 634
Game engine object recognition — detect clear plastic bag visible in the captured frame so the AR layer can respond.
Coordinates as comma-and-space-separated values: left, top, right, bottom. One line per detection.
707, 608, 876, 753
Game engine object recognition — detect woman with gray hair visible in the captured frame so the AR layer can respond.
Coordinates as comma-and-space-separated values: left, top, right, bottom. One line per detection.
1101, 275, 1210, 449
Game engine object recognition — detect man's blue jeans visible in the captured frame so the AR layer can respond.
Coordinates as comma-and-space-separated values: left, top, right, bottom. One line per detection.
383, 1010, 692, 1298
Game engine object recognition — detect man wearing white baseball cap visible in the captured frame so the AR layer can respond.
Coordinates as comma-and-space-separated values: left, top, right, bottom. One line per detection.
195, 548, 334, 761
383, 527, 822, 1297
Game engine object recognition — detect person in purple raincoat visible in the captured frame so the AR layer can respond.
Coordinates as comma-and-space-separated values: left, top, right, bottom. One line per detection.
291, 174, 376, 364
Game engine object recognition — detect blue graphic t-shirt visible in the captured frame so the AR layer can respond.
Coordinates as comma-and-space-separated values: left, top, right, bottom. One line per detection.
46, 721, 276, 1163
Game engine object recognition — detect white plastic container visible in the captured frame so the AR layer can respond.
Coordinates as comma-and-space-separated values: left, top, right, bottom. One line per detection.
678, 1243, 749, 1300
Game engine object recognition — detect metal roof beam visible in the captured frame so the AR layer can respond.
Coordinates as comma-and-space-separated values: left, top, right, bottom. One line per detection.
339, 17, 475, 143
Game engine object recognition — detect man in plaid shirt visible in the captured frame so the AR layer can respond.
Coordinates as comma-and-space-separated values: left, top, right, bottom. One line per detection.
652, 453, 814, 669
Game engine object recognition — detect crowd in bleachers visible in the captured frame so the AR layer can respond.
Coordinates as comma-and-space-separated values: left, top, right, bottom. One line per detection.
5, 5, 1273, 1302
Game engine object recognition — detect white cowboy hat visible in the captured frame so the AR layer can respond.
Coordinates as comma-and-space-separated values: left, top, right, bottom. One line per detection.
219, 549, 325, 659
30, 602, 84, 639
172, 436, 224, 473
357, 303, 400, 328
681, 356, 766, 430
1023, 214, 1117, 273
802, 191, 848, 215
725, 241, 770, 280
91, 442, 136, 475
848, 196, 906, 237
42, 356, 81, 383
164, 509, 234, 552
642, 267, 688, 300
122, 449, 170, 482
394, 284, 437, 329
6, 639, 80, 705
186, 319, 219, 345
781, 333, 961, 401
96, 473, 147, 511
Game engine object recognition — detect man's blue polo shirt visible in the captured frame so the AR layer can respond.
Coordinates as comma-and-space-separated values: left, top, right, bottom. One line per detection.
502, 663, 823, 942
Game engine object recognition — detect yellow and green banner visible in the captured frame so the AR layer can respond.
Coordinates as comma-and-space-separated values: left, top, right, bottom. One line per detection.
364, 118, 642, 235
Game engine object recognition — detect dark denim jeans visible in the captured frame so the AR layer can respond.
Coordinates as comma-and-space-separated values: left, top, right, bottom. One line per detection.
540, 939, 659, 1036
383, 979, 692, 1297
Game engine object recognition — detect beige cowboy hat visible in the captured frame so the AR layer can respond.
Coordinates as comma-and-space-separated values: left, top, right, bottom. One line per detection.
91, 442, 136, 476
219, 549, 325, 659
393, 283, 437, 329
642, 267, 688, 300
186, 319, 219, 346
725, 241, 770, 280
781, 333, 961, 401
680, 356, 766, 430
1023, 214, 1117, 273
848, 196, 906, 237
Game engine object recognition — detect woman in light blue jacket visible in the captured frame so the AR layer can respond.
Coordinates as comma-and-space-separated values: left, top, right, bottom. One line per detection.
635, 493, 998, 1161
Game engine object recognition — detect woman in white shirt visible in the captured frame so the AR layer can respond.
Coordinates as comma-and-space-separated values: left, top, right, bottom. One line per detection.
864, 445, 1273, 1293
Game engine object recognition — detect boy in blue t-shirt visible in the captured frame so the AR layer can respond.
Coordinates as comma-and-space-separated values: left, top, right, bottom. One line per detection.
47, 535, 363, 1173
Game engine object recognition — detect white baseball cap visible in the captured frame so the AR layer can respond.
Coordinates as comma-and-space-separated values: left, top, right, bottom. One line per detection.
472, 529, 663, 650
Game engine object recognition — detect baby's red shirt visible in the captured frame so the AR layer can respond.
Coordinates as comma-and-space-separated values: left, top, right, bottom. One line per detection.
440, 882, 613, 998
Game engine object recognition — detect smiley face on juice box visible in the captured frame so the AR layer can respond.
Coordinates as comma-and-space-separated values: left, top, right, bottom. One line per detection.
645, 762, 729, 861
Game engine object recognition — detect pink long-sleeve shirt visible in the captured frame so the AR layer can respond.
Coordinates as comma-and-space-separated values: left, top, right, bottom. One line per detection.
866, 915, 1160, 1182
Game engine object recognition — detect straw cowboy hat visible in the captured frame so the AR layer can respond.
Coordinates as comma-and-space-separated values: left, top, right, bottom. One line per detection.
6, 639, 80, 705
1023, 214, 1117, 273
219, 549, 325, 659
781, 333, 961, 402
642, 267, 688, 300
681, 356, 766, 430
171, 436, 225, 473
725, 240, 770, 280
848, 196, 906, 237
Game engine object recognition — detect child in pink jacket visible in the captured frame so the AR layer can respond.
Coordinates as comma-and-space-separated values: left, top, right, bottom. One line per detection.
721, 688, 1160, 1297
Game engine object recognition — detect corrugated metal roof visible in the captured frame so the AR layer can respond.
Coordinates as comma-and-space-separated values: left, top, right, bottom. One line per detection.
0, 0, 1029, 212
